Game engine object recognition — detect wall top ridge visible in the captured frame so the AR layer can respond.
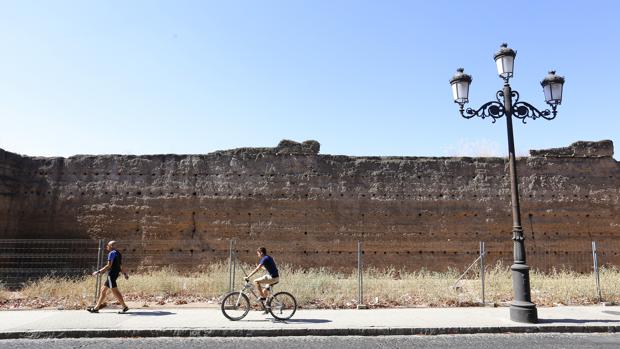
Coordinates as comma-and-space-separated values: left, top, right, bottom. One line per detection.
529, 140, 614, 158
0, 139, 614, 162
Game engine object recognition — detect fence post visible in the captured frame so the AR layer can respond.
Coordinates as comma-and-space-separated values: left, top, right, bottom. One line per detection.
592, 241, 603, 303
231, 240, 236, 292
357, 240, 367, 309
228, 239, 234, 293
93, 239, 105, 305
480, 241, 485, 305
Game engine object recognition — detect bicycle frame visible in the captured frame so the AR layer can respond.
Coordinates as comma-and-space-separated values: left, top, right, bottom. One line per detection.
233, 280, 271, 310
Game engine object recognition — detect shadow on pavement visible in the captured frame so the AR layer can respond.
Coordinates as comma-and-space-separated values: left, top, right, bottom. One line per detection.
280, 319, 332, 324
602, 311, 620, 316
539, 318, 620, 324
122, 311, 176, 316
242, 318, 332, 324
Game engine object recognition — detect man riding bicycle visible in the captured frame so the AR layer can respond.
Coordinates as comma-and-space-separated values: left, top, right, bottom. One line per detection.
221, 246, 296, 321
245, 247, 279, 301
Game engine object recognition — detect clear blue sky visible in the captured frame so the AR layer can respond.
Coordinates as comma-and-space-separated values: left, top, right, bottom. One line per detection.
0, 1, 618, 158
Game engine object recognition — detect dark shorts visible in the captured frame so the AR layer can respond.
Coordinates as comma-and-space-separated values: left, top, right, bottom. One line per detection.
104, 273, 119, 288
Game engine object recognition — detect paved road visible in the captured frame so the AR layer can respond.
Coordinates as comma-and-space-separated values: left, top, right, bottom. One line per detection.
1, 333, 619, 349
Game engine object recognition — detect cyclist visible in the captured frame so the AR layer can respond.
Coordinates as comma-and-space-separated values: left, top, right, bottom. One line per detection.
245, 247, 279, 301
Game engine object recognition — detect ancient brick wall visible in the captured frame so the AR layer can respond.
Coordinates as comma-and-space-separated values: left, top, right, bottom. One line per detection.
0, 149, 25, 236
0, 140, 618, 272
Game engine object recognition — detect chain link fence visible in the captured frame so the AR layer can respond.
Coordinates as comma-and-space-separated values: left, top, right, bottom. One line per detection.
0, 239, 100, 289
0, 237, 616, 307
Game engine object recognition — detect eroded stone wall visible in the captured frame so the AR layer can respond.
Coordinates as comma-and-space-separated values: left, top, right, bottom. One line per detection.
1, 140, 618, 271
0, 149, 23, 236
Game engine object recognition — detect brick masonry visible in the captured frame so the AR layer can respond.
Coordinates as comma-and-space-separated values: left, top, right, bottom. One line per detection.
0, 139, 618, 272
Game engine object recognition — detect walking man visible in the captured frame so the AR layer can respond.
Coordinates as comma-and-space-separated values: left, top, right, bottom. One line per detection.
245, 247, 279, 301
88, 240, 129, 313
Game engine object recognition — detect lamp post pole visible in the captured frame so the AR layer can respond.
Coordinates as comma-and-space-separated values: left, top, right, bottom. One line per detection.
450, 43, 565, 324
503, 81, 537, 323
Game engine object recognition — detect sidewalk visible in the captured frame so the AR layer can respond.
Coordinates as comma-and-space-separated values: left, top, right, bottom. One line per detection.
0, 305, 618, 339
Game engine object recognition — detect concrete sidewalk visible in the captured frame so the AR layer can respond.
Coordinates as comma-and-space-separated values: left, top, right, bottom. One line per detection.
0, 305, 618, 339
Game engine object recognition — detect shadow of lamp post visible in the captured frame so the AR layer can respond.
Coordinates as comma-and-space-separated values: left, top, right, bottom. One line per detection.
449, 43, 565, 324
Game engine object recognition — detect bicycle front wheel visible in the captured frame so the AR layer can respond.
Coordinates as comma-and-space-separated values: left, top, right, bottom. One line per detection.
221, 292, 250, 321
268, 291, 297, 320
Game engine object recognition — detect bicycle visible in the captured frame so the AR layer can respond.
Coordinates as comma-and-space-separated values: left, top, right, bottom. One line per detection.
221, 278, 297, 321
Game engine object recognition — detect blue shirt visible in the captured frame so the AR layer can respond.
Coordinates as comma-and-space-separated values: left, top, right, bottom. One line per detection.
107, 250, 122, 275
259, 255, 279, 278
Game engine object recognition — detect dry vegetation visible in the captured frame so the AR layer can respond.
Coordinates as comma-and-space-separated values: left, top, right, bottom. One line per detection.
1, 262, 617, 310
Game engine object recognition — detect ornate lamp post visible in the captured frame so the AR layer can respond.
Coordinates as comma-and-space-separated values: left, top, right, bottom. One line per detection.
450, 43, 565, 323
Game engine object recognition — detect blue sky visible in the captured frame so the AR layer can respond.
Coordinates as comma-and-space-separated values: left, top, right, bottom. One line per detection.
0, 1, 618, 158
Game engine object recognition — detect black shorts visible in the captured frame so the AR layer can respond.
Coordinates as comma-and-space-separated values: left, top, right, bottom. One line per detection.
104, 273, 119, 288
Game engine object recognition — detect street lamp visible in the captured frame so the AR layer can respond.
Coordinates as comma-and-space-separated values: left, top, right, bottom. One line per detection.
450, 43, 565, 324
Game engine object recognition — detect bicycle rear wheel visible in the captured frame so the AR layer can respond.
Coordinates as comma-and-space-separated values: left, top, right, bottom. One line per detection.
221, 292, 250, 321
268, 291, 297, 320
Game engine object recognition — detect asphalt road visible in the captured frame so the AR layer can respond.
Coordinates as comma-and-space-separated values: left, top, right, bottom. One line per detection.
0, 333, 619, 349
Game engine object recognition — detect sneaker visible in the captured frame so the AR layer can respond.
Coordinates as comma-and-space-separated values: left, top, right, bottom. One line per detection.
118, 306, 129, 314
258, 297, 266, 301
86, 307, 99, 313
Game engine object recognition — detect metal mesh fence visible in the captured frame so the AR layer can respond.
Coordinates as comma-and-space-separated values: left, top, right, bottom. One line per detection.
596, 238, 620, 269
0, 238, 612, 278
0, 237, 615, 307
0, 239, 99, 289
117, 239, 229, 271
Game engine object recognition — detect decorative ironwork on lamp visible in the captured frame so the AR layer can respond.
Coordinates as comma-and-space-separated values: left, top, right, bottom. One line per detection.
449, 43, 565, 324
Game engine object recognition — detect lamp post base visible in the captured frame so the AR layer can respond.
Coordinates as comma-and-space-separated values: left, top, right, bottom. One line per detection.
510, 301, 538, 323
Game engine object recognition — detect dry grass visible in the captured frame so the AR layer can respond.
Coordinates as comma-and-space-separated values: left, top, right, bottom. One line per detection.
2, 262, 618, 310
12, 276, 93, 309
0, 282, 9, 303
122, 263, 230, 298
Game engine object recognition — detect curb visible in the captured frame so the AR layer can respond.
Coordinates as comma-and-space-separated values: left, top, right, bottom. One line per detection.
1, 326, 618, 339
